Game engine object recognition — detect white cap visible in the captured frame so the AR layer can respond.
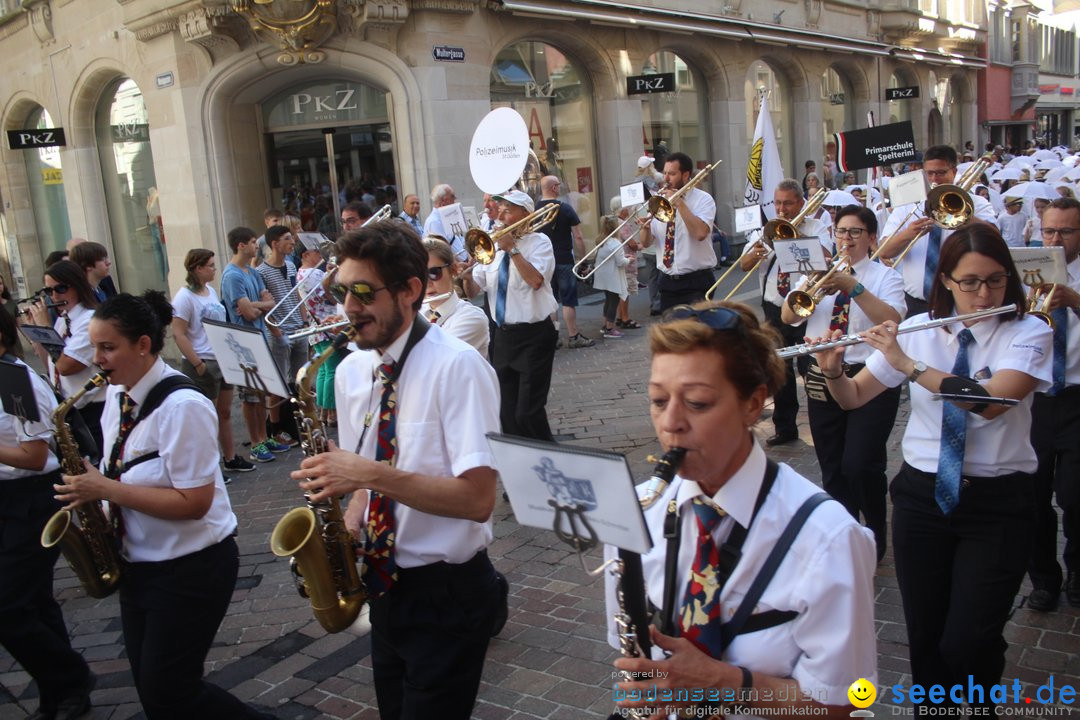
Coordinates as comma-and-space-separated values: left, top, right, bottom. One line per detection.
492, 189, 535, 213
637, 155, 654, 169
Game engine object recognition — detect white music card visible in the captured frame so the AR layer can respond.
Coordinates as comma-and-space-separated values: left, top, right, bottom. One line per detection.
462, 205, 480, 229
202, 320, 290, 398
735, 205, 763, 233
775, 238, 828, 274
889, 169, 928, 208
437, 202, 468, 239
620, 182, 647, 209
1010, 246, 1067, 287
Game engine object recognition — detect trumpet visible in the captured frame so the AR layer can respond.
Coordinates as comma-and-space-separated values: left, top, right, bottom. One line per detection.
705, 188, 827, 301
785, 254, 854, 319
775, 305, 1016, 358
877, 155, 992, 266
464, 202, 560, 265
1027, 284, 1057, 327
573, 161, 723, 280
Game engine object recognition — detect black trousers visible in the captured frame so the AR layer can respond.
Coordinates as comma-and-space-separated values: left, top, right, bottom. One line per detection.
904, 292, 929, 319
370, 550, 501, 720
120, 536, 270, 720
658, 268, 714, 311
807, 372, 900, 561
492, 319, 558, 441
1028, 389, 1080, 591
0, 472, 90, 713
762, 302, 805, 436
891, 464, 1034, 708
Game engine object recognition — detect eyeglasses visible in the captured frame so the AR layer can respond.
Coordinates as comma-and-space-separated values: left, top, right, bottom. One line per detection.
341, 216, 362, 228
834, 227, 867, 239
925, 169, 953, 179
1040, 227, 1079, 239
328, 282, 391, 305
427, 264, 452, 281
948, 273, 1010, 293
665, 305, 743, 331
43, 284, 69, 295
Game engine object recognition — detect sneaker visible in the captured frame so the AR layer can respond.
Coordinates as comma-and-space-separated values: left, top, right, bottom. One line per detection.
223, 475, 233, 486
273, 431, 299, 448
265, 438, 292, 454
601, 327, 624, 338
223, 455, 256, 473
567, 333, 595, 349
249, 442, 275, 463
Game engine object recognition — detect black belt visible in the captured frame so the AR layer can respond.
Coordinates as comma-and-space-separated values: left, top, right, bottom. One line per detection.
901, 462, 1030, 489
661, 268, 712, 282
496, 319, 552, 330
0, 469, 62, 498
395, 549, 491, 590
1038, 385, 1080, 398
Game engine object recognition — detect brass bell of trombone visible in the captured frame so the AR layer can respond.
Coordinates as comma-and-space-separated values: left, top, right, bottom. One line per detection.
784, 255, 854, 319
1027, 283, 1057, 327
464, 202, 561, 265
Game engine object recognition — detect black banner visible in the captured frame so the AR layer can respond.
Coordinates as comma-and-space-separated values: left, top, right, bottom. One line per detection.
7, 128, 65, 149
834, 121, 917, 172
627, 73, 675, 95
886, 86, 920, 101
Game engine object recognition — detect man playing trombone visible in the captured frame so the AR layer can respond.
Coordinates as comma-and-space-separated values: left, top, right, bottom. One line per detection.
877, 145, 998, 317
639, 152, 717, 310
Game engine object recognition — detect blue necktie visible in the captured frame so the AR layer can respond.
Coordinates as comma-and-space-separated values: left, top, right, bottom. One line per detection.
1049, 308, 1069, 396
937, 328, 975, 515
923, 226, 943, 301
495, 252, 510, 326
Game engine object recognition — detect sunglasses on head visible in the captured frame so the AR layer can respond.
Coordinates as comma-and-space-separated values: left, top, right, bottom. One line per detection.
427, 264, 452, 281
665, 305, 743, 332
43, 284, 70, 296
328, 281, 392, 305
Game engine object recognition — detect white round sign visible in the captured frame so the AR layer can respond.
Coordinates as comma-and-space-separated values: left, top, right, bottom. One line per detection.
469, 107, 530, 195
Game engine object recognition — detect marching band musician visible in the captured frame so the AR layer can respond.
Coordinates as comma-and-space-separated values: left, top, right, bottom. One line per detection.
638, 152, 717, 310
606, 301, 876, 718
421, 237, 489, 357
0, 306, 94, 720
813, 223, 1050, 711
739, 179, 832, 448
293, 221, 504, 720
780, 205, 906, 562
464, 190, 559, 441
54, 292, 273, 720
877, 145, 998, 318
25, 261, 105, 458
1026, 197, 1080, 612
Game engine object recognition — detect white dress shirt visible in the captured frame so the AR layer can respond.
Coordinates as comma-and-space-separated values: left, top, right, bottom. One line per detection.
48, 303, 103, 408
336, 321, 501, 568
865, 313, 1052, 475
879, 195, 998, 300
471, 231, 558, 324
742, 217, 832, 306
422, 292, 490, 358
1050, 255, 1080, 388
604, 440, 877, 713
649, 187, 717, 276
800, 256, 906, 364
0, 358, 60, 479
423, 209, 467, 261
100, 359, 236, 562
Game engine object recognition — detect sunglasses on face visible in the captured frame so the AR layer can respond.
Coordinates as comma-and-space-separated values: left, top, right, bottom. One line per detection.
427, 264, 452, 281
328, 281, 391, 305
43, 284, 70, 295
665, 305, 743, 331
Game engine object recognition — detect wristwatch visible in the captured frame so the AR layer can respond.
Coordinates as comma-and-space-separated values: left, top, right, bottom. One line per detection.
908, 360, 927, 383
850, 282, 865, 299
508, 247, 522, 258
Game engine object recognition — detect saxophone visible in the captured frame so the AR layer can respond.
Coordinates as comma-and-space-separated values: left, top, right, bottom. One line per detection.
270, 329, 368, 633
40, 372, 122, 599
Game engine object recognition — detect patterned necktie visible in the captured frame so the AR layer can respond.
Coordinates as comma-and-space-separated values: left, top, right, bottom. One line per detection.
1049, 307, 1069, 396
426, 309, 441, 324
829, 289, 851, 334
923, 226, 943, 301
495, 253, 510, 326
364, 361, 399, 599
776, 269, 790, 298
937, 328, 975, 515
662, 220, 676, 269
678, 498, 727, 657
105, 392, 137, 540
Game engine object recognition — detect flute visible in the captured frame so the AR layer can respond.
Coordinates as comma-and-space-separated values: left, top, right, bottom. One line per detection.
776, 304, 1017, 359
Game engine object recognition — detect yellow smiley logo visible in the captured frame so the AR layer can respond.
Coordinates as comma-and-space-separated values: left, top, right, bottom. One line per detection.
848, 678, 876, 708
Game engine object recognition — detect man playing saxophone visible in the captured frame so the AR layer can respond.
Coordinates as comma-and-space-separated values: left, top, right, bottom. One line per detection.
292, 220, 504, 720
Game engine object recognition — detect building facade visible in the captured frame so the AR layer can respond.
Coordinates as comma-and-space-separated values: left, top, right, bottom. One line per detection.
0, 0, 987, 300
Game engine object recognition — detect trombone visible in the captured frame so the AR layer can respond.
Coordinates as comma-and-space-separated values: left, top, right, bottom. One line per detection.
464, 202, 561, 264
287, 319, 352, 341
784, 255, 854, 318
266, 254, 339, 329
704, 188, 828, 301
875, 155, 992, 266
572, 160, 723, 280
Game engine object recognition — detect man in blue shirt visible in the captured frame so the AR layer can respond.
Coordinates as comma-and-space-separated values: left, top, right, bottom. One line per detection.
220, 226, 290, 462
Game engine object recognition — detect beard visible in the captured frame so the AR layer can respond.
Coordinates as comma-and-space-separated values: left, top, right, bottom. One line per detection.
349, 301, 406, 351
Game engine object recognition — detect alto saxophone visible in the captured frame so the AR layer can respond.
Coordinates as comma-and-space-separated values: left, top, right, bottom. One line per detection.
40, 372, 122, 599
270, 329, 368, 633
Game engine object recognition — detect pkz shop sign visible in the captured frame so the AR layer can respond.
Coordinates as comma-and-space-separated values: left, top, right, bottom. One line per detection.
627, 73, 675, 96
7, 127, 66, 150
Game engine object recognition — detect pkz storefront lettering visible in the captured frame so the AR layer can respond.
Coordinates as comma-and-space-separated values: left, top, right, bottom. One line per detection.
627, 73, 675, 96
7, 128, 66, 149
886, 86, 919, 101
525, 81, 555, 98
291, 89, 358, 115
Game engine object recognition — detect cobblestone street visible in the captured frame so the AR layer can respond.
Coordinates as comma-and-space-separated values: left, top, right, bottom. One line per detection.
1, 287, 1077, 720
